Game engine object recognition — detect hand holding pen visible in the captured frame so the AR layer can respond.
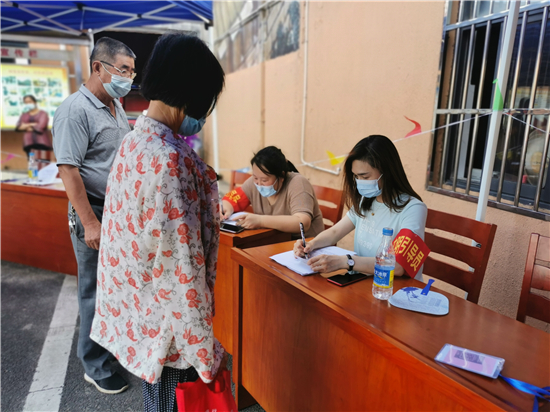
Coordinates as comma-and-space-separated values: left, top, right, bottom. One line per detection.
220, 198, 233, 221
299, 222, 309, 259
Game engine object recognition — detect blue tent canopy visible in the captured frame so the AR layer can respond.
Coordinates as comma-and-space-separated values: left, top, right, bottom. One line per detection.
1, 1, 213, 35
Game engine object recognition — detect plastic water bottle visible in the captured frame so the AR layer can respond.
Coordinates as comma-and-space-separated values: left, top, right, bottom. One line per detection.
28, 151, 38, 182
373, 227, 395, 300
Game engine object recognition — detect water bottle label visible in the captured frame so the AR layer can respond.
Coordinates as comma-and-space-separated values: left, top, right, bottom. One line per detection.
28, 169, 38, 178
373, 265, 394, 288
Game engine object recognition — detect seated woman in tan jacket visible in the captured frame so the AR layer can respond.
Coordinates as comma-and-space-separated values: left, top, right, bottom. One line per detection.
221, 146, 324, 238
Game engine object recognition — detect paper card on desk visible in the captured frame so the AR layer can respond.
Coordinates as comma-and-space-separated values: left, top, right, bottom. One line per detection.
24, 177, 62, 186
389, 287, 449, 315
435, 344, 504, 379
23, 163, 59, 186
223, 212, 247, 226
270, 246, 356, 276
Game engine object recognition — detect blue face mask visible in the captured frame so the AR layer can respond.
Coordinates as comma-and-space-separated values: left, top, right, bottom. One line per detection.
255, 182, 278, 198
100, 71, 133, 99
99, 62, 132, 99
179, 115, 206, 137
356, 174, 383, 198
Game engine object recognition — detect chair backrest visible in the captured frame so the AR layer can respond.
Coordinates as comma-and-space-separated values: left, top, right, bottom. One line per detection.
423, 209, 497, 304
229, 170, 252, 191
516, 233, 550, 324
312, 185, 345, 230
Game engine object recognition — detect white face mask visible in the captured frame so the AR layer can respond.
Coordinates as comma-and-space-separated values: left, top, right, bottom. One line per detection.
23, 103, 36, 112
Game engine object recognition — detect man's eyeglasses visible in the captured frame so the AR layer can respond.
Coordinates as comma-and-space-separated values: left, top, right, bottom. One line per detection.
99, 61, 136, 80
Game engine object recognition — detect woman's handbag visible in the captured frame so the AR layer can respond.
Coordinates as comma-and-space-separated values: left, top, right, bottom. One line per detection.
175, 368, 237, 412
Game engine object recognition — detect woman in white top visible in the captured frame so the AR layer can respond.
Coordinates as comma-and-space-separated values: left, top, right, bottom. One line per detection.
294, 135, 427, 280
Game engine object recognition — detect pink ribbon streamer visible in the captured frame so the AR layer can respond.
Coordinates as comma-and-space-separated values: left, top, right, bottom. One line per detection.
404, 116, 422, 138
1, 154, 15, 164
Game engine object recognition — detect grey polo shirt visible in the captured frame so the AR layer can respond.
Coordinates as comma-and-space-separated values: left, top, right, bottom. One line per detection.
52, 84, 130, 199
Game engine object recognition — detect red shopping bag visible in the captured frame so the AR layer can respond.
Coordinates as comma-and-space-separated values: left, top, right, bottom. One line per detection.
176, 368, 237, 412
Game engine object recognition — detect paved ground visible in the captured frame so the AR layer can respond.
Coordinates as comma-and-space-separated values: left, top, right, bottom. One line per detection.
1, 260, 264, 412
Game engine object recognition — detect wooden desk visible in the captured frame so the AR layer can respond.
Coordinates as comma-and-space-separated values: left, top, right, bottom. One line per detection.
231, 241, 550, 411
214, 229, 291, 355
1, 181, 77, 276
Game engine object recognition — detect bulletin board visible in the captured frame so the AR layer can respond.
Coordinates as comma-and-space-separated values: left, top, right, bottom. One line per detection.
1, 64, 70, 129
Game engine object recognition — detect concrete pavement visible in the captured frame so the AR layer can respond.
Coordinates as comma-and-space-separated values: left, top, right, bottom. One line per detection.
1, 261, 264, 412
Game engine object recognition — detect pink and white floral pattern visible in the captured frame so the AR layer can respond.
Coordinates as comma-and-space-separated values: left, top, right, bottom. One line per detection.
90, 115, 223, 385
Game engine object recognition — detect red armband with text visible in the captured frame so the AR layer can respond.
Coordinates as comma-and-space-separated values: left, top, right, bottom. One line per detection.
392, 229, 430, 278
223, 187, 250, 212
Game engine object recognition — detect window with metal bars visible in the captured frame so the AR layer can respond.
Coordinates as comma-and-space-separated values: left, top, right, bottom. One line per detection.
428, 0, 550, 220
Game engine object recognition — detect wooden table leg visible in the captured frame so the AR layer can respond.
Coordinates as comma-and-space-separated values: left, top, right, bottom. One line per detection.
232, 261, 257, 410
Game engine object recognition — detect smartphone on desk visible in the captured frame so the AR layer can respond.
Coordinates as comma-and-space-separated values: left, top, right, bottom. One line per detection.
220, 221, 245, 234
327, 270, 369, 287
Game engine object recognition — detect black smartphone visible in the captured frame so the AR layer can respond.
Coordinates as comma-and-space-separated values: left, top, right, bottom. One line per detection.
327, 270, 369, 287
220, 222, 244, 234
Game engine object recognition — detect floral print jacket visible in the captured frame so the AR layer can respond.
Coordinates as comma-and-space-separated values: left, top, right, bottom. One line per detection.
90, 116, 223, 385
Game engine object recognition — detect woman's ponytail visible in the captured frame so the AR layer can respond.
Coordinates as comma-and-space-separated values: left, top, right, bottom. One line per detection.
250, 146, 297, 185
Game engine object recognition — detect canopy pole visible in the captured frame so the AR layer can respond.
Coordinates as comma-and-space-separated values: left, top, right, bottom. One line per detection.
208, 26, 220, 173
475, 0, 520, 222
87, 30, 94, 56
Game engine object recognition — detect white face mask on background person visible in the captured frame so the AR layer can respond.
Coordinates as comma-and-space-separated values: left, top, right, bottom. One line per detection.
356, 174, 383, 198
99, 62, 133, 99
23, 103, 36, 112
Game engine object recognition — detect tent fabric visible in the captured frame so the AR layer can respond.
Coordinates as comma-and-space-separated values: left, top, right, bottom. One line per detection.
1, 1, 213, 35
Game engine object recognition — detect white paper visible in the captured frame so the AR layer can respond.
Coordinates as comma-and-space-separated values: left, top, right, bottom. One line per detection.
38, 162, 58, 183
24, 178, 63, 186
24, 163, 59, 186
270, 246, 356, 276
222, 212, 248, 226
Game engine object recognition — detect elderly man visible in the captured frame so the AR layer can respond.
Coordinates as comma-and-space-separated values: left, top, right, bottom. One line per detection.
53, 37, 136, 394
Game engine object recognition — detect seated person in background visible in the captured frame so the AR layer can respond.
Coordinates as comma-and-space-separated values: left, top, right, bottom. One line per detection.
221, 146, 324, 238
294, 135, 427, 280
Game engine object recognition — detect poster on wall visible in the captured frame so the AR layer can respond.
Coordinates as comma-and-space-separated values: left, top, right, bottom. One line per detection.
1, 64, 70, 129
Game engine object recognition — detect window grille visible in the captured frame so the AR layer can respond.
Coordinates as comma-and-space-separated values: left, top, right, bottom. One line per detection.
428, 0, 550, 221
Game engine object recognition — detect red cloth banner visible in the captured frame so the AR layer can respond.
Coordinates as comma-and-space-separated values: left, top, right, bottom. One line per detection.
222, 187, 250, 212
392, 228, 430, 278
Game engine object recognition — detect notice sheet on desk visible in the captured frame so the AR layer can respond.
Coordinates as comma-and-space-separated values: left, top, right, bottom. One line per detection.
270, 246, 356, 276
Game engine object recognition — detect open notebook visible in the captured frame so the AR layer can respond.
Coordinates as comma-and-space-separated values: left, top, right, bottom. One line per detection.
270, 246, 356, 276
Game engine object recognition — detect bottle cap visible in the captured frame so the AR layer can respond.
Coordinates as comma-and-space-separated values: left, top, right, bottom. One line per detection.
29, 152, 35, 156
382, 227, 393, 236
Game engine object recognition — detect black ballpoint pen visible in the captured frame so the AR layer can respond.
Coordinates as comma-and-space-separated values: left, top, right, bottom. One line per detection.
299, 222, 309, 259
